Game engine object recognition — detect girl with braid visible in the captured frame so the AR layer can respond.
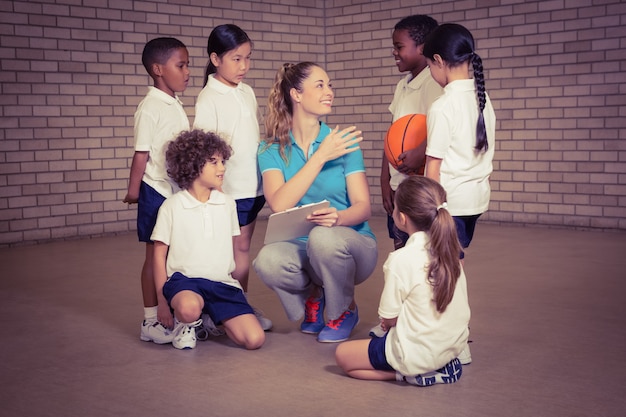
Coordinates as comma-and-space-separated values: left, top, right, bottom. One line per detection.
422, 23, 496, 261
335, 176, 470, 386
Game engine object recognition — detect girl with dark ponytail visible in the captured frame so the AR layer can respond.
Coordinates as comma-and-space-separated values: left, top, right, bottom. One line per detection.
336, 176, 471, 386
193, 24, 273, 332
422, 23, 496, 260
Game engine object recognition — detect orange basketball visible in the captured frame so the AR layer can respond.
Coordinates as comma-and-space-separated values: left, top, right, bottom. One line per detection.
384, 113, 427, 172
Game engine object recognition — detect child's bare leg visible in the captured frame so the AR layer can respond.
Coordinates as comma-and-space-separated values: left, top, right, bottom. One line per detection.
170, 290, 204, 323
232, 221, 256, 291
335, 339, 396, 381
141, 243, 158, 307
223, 313, 265, 350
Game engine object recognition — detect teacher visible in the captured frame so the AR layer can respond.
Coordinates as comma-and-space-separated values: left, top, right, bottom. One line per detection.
253, 62, 378, 343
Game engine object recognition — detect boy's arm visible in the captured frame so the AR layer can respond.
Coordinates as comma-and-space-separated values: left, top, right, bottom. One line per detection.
153, 241, 174, 329
123, 151, 149, 204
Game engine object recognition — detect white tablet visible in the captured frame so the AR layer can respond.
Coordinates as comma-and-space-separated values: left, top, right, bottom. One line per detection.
263, 200, 330, 245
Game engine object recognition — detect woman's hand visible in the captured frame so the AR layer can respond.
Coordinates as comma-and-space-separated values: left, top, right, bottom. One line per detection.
314, 125, 363, 164
307, 207, 339, 227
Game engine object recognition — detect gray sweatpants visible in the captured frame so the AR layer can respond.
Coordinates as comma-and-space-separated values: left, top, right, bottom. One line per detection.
253, 226, 378, 322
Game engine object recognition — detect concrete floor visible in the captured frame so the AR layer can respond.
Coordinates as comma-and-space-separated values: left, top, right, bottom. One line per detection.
2, 216, 626, 417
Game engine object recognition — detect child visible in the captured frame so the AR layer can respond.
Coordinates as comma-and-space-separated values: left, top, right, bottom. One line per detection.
151, 129, 266, 350
422, 23, 496, 260
123, 37, 190, 344
335, 176, 470, 386
193, 24, 272, 332
381, 15, 443, 251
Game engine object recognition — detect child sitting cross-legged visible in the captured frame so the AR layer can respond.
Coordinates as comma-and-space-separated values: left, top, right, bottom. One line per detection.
335, 176, 470, 386
151, 129, 266, 350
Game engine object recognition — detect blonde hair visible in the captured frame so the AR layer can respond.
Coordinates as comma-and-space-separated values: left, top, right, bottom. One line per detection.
395, 176, 462, 312
262, 62, 319, 162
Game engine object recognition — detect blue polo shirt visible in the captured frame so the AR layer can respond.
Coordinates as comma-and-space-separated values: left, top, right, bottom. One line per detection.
258, 122, 374, 240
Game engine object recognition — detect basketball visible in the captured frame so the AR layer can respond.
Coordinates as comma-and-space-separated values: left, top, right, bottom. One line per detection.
384, 113, 427, 172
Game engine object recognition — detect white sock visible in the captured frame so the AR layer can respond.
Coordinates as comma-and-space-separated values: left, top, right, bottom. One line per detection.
144, 306, 158, 321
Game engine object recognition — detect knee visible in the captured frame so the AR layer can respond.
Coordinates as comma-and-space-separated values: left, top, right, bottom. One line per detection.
244, 330, 266, 350
254, 249, 299, 284
308, 228, 347, 257
172, 297, 202, 323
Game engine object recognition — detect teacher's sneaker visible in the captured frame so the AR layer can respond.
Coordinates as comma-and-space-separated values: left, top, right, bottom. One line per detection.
140, 319, 175, 344
300, 294, 325, 334
172, 319, 202, 350
398, 358, 463, 386
317, 306, 359, 343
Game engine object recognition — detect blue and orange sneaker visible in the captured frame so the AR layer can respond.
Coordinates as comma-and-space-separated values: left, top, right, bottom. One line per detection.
300, 294, 325, 334
317, 306, 359, 343
398, 358, 463, 386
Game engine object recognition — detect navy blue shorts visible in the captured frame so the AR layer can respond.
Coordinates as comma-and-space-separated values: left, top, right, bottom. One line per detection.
453, 214, 482, 259
368, 332, 395, 371
162, 272, 254, 325
236, 195, 266, 227
387, 214, 409, 244
137, 181, 166, 243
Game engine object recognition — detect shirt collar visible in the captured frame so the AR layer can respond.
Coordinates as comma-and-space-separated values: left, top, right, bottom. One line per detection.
444, 78, 475, 92
207, 73, 243, 95
147, 86, 183, 106
180, 189, 226, 208
405, 67, 432, 90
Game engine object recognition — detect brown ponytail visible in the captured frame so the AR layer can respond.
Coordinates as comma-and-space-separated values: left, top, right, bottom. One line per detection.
262, 62, 318, 162
394, 176, 462, 312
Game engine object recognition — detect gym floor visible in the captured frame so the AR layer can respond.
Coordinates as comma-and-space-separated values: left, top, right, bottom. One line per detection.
2, 216, 625, 417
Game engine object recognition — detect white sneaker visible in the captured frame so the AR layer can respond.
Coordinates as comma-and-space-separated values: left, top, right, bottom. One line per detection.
253, 307, 273, 331
196, 313, 225, 341
458, 343, 472, 365
368, 323, 387, 338
172, 319, 202, 350
140, 319, 175, 344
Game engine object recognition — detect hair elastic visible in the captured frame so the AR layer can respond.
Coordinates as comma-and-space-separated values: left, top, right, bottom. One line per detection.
436, 202, 448, 212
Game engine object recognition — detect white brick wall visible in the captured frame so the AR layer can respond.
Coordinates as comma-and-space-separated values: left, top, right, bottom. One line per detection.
0, 0, 625, 247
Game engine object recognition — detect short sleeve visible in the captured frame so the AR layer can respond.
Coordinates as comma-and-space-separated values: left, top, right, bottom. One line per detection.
425, 101, 453, 159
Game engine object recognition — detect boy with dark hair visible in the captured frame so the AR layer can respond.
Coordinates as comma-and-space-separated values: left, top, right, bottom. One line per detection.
375, 15, 443, 338
381, 15, 443, 251
123, 37, 190, 344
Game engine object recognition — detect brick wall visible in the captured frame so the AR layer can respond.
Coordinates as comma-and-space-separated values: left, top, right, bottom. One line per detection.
1, 0, 625, 247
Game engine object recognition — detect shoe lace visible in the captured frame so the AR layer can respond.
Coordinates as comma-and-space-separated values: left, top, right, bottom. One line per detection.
196, 315, 224, 340
326, 310, 350, 330
304, 298, 322, 323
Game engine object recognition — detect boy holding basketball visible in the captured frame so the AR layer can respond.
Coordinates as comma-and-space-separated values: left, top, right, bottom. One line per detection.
380, 14, 443, 251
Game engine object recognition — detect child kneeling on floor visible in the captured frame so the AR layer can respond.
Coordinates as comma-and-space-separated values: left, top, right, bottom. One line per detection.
151, 129, 265, 350
335, 176, 470, 386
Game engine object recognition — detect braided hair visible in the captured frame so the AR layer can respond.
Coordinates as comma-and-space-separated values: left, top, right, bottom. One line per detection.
423, 23, 489, 152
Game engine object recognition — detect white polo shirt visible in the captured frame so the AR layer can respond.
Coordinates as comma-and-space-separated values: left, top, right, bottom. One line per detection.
380, 232, 470, 376
426, 79, 496, 216
134, 87, 190, 198
151, 189, 241, 288
388, 69, 443, 190
194, 75, 263, 200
